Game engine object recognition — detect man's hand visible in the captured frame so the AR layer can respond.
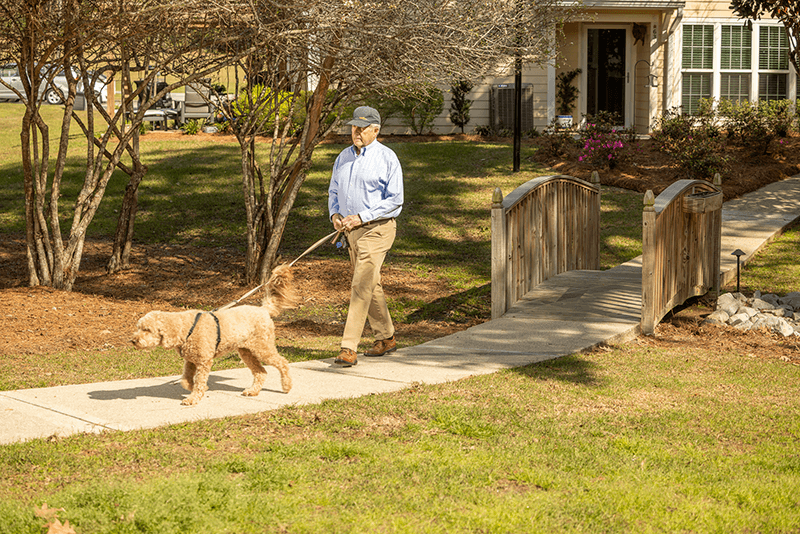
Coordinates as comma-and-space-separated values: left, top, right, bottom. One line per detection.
341, 214, 362, 231
332, 213, 344, 231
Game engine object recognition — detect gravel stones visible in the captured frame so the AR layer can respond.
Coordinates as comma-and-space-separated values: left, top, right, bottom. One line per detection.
705, 291, 800, 337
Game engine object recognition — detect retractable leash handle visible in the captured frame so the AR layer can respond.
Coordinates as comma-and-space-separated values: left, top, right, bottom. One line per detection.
335, 231, 348, 250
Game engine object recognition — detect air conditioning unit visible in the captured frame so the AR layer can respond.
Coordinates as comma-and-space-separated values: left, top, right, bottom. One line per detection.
491, 84, 535, 132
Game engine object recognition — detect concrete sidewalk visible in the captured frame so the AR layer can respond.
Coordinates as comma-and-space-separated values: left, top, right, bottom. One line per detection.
3, 175, 800, 445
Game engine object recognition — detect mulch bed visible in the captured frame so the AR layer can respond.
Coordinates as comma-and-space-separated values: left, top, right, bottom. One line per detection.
2, 132, 800, 364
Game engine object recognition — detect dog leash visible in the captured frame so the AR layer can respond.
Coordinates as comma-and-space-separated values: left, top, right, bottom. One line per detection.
214, 229, 342, 312
289, 229, 342, 267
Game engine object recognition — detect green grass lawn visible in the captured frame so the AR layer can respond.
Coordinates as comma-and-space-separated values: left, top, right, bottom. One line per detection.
1, 103, 799, 532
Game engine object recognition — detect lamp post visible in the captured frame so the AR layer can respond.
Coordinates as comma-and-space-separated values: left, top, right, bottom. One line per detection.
731, 249, 745, 292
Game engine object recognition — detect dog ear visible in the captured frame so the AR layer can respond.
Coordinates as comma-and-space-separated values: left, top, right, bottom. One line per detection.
156, 312, 186, 349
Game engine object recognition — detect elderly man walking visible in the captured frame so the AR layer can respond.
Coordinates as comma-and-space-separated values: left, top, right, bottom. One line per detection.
328, 105, 404, 367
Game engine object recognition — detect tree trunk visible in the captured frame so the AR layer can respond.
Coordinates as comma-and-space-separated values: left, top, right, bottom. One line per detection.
254, 56, 336, 285
107, 132, 146, 273
107, 170, 143, 273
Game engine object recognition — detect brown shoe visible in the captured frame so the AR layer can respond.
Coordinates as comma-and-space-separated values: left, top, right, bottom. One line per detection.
364, 336, 397, 357
334, 347, 358, 367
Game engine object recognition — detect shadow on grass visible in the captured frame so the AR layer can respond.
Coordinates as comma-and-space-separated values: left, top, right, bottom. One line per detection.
406, 283, 491, 323
510, 354, 602, 387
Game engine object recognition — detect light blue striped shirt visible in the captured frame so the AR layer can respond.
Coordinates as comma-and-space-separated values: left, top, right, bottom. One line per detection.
328, 140, 404, 223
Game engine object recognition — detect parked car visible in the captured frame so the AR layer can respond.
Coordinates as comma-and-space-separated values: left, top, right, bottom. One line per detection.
0, 64, 33, 102
0, 64, 108, 104
48, 68, 109, 105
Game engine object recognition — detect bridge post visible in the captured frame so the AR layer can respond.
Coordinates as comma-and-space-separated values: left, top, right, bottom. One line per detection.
641, 189, 656, 335
491, 187, 506, 319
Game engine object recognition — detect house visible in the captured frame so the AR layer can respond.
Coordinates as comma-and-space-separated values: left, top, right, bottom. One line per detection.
384, 0, 796, 135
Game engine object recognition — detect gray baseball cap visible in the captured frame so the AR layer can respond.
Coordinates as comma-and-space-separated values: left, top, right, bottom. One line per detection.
346, 106, 381, 127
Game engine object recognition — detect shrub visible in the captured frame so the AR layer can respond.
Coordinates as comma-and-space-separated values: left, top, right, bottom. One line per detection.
540, 118, 577, 157
180, 119, 203, 135
760, 99, 794, 138
556, 69, 581, 116
717, 99, 769, 153
397, 83, 444, 135
449, 79, 474, 133
717, 98, 793, 155
652, 107, 728, 180
576, 112, 636, 169
578, 132, 628, 168
229, 86, 303, 136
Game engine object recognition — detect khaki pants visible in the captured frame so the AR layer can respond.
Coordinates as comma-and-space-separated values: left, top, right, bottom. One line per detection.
341, 218, 396, 351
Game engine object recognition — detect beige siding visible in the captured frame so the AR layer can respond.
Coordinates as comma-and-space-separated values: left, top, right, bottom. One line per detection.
381, 65, 550, 135
684, 0, 783, 21
370, 0, 788, 135
684, 0, 742, 20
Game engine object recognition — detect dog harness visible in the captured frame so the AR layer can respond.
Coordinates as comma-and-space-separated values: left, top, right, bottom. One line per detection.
186, 312, 221, 352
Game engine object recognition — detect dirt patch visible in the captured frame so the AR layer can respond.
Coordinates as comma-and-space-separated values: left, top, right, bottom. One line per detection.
2, 133, 800, 362
0, 241, 468, 355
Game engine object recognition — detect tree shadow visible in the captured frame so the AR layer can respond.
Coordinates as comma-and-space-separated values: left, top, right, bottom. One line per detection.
509, 354, 602, 387
406, 283, 490, 323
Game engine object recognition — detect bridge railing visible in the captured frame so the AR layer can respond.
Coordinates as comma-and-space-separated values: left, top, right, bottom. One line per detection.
641, 176, 722, 334
491, 173, 601, 319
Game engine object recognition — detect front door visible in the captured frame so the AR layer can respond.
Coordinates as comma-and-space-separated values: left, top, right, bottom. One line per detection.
586, 28, 627, 125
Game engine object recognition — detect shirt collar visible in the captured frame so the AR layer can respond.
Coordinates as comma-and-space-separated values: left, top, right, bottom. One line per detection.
352, 140, 379, 157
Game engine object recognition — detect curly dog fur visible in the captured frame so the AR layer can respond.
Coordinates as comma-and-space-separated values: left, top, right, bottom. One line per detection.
132, 265, 297, 406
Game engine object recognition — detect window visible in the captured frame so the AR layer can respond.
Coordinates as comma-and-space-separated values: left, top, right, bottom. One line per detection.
759, 26, 789, 70
0, 65, 19, 77
721, 74, 751, 102
682, 73, 712, 114
719, 25, 753, 102
759, 74, 787, 101
721, 25, 751, 70
681, 25, 713, 114
680, 22, 796, 109
758, 26, 790, 101
683, 25, 713, 69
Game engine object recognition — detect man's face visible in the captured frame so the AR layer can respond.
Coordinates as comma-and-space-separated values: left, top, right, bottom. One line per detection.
351, 124, 379, 150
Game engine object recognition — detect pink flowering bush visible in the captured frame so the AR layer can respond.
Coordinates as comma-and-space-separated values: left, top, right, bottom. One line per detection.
578, 131, 628, 168
577, 111, 636, 169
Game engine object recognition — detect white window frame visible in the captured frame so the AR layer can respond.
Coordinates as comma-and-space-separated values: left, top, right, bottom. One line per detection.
678, 20, 797, 110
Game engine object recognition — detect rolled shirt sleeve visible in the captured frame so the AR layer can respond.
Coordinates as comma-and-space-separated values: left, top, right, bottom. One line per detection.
328, 141, 404, 223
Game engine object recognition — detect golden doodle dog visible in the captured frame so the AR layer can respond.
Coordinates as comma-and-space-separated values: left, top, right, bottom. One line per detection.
132, 265, 297, 406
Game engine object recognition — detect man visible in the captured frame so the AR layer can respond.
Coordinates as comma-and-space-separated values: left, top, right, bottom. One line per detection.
328, 105, 404, 367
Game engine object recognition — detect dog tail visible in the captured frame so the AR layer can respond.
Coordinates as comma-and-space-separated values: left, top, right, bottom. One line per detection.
261, 264, 298, 316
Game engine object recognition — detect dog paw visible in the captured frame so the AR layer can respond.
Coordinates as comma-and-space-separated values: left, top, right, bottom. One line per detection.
242, 388, 260, 397
181, 396, 200, 406
281, 380, 292, 394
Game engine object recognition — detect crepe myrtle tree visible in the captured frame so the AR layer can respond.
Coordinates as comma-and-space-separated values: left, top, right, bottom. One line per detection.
731, 0, 800, 74
101, 4, 258, 275
222, 0, 577, 286
0, 0, 256, 289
